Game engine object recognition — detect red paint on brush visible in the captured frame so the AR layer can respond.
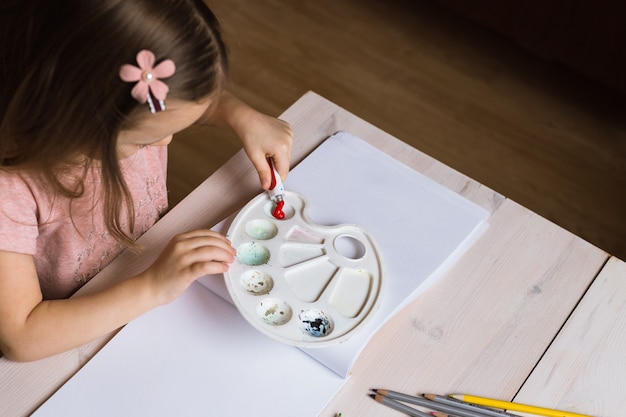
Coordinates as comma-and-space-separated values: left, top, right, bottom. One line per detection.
272, 200, 285, 219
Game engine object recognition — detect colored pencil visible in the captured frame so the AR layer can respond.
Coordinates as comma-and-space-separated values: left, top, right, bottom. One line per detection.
373, 390, 492, 417
370, 393, 432, 417
423, 394, 521, 417
450, 394, 593, 417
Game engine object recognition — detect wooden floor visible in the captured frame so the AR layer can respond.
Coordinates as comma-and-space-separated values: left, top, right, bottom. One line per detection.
169, 0, 626, 260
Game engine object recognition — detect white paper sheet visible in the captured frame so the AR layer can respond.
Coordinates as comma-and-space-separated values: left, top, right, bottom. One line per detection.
33, 132, 489, 417
201, 132, 489, 377
33, 282, 345, 417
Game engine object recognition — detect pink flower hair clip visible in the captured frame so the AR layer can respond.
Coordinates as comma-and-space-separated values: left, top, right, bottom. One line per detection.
119, 50, 176, 113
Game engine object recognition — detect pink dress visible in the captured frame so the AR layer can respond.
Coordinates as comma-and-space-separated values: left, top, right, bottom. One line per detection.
0, 146, 168, 299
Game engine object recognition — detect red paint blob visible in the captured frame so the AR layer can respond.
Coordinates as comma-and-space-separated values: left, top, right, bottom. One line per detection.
272, 200, 285, 219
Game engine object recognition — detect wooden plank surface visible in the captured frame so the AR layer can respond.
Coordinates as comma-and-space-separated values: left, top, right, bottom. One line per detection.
514, 256, 626, 417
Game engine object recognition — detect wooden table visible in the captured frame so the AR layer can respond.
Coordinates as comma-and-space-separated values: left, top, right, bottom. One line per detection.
1, 92, 624, 417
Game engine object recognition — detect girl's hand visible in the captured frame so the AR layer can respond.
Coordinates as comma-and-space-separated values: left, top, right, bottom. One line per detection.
142, 230, 236, 305
237, 111, 293, 190
198, 91, 293, 189
0, 231, 235, 361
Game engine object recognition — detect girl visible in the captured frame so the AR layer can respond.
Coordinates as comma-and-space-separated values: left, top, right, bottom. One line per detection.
0, 0, 292, 361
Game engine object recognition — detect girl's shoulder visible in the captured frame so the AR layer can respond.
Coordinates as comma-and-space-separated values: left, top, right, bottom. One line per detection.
0, 167, 49, 216
0, 166, 56, 198
0, 168, 43, 255
0, 168, 39, 197
0, 167, 59, 224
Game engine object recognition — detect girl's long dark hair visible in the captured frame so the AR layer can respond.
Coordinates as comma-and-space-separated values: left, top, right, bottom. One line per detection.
0, 0, 228, 247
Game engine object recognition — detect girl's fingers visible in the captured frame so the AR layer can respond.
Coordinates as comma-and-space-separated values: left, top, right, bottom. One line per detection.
166, 231, 237, 268
246, 152, 273, 190
272, 155, 290, 183
175, 229, 231, 242
187, 258, 231, 277
183, 243, 236, 266
172, 230, 235, 252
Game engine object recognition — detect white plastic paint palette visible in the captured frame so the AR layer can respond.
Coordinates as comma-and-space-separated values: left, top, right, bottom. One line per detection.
224, 191, 384, 347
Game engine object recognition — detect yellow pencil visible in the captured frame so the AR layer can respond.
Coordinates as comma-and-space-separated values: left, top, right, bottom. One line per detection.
450, 394, 592, 417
